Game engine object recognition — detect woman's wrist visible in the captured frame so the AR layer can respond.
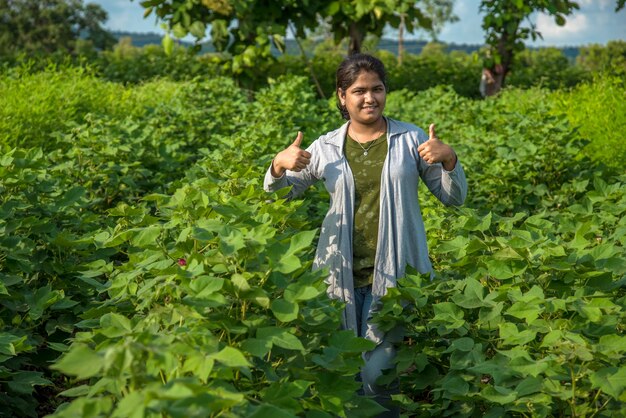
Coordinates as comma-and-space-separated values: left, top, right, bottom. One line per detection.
271, 159, 286, 177
442, 152, 457, 171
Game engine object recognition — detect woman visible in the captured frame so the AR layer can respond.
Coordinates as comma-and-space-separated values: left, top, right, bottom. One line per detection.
264, 54, 467, 416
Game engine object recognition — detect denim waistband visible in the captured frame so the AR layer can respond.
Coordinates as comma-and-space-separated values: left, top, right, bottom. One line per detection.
355, 284, 372, 295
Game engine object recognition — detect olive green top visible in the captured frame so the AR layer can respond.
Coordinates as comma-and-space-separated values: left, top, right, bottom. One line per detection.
345, 132, 388, 288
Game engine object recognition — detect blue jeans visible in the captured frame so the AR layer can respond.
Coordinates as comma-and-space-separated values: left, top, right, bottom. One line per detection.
354, 285, 401, 418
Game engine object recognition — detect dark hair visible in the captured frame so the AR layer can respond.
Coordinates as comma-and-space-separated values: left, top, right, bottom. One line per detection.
335, 53, 387, 120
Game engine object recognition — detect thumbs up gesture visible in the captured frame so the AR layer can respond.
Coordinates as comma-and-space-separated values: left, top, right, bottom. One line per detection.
417, 124, 457, 171
271, 131, 312, 177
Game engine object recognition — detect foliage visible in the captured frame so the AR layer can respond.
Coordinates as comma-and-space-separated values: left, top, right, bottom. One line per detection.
0, 67, 625, 416
95, 37, 225, 84
380, 83, 626, 416
551, 75, 626, 171
479, 0, 580, 95
140, 0, 456, 83
576, 40, 626, 76
0, 0, 115, 59
507, 47, 590, 89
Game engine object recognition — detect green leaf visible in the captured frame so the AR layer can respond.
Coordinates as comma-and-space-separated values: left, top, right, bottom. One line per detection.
590, 367, 626, 399
452, 278, 486, 308
329, 330, 376, 352
111, 391, 145, 418
241, 338, 272, 358
57, 186, 85, 207
437, 236, 468, 258
257, 327, 304, 351
243, 287, 270, 308
183, 354, 214, 383
486, 259, 525, 280
189, 276, 225, 298
284, 282, 322, 302
515, 377, 542, 397
271, 299, 299, 322
480, 385, 517, 404
440, 374, 469, 396
219, 228, 245, 256
58, 384, 90, 397
444, 337, 475, 353
287, 230, 317, 255
248, 403, 297, 418
276, 254, 302, 274
211, 346, 251, 368
7, 371, 52, 395
131, 225, 161, 247
189, 21, 206, 38
505, 300, 544, 324
0, 333, 24, 356
51, 344, 102, 379
100, 313, 132, 334
27, 285, 64, 320
162, 33, 174, 55
499, 323, 536, 346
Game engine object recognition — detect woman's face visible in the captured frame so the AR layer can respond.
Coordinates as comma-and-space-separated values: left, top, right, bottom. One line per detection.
338, 70, 386, 127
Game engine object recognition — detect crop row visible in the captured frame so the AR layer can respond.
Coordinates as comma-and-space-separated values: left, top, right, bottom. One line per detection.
0, 69, 624, 417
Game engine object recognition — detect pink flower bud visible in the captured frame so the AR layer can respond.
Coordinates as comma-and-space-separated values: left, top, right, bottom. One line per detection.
177, 258, 187, 266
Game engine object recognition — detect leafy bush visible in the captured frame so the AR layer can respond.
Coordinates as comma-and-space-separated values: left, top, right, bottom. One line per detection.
507, 47, 590, 90
551, 74, 626, 172
0, 68, 624, 417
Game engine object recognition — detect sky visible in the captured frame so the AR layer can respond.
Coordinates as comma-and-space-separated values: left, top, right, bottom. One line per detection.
94, 0, 626, 47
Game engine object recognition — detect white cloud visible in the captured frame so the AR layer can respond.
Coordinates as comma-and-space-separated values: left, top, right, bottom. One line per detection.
578, 0, 612, 10
535, 13, 589, 40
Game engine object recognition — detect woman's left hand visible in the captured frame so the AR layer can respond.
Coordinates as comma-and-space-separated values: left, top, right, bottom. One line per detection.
417, 124, 457, 171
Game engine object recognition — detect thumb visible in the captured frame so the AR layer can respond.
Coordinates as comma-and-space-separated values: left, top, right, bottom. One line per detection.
292, 131, 303, 148
429, 123, 437, 141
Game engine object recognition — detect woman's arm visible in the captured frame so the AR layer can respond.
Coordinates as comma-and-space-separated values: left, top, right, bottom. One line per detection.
264, 132, 320, 199
416, 124, 468, 206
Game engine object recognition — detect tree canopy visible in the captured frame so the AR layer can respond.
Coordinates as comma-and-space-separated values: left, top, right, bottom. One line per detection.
0, 0, 115, 58
144, 0, 457, 78
479, 0, 625, 96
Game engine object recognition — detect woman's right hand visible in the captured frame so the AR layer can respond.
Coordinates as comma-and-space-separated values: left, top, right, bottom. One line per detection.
271, 131, 311, 177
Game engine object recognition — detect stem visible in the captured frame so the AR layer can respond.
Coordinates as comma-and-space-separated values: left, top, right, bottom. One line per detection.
569, 365, 577, 418
588, 389, 603, 418
288, 22, 326, 99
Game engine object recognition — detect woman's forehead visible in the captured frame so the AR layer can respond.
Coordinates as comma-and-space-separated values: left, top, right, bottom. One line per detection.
349, 71, 384, 88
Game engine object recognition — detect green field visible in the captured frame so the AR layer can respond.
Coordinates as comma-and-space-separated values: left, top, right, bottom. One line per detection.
0, 67, 625, 417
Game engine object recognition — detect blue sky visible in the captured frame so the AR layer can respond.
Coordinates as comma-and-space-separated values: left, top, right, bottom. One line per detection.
94, 0, 625, 47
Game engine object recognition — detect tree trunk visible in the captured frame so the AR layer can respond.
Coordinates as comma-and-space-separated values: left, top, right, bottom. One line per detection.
398, 14, 405, 66
482, 24, 516, 96
348, 22, 364, 55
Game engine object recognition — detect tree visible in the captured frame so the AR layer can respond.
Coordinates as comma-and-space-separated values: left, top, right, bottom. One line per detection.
142, 0, 458, 80
479, 0, 579, 97
0, 0, 114, 58
479, 0, 626, 96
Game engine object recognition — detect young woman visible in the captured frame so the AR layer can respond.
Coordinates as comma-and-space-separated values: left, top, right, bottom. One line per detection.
264, 53, 467, 416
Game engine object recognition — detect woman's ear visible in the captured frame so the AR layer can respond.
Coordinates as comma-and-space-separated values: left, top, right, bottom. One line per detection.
337, 89, 345, 105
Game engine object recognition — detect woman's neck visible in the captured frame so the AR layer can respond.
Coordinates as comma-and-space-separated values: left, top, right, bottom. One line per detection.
349, 118, 387, 142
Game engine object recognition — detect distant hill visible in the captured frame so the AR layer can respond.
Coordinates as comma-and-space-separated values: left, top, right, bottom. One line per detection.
109, 31, 580, 60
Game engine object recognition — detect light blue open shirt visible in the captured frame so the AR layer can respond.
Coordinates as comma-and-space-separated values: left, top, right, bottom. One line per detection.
264, 117, 468, 344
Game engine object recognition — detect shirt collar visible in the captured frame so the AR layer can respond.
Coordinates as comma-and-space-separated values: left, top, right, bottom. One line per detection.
323, 117, 409, 148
